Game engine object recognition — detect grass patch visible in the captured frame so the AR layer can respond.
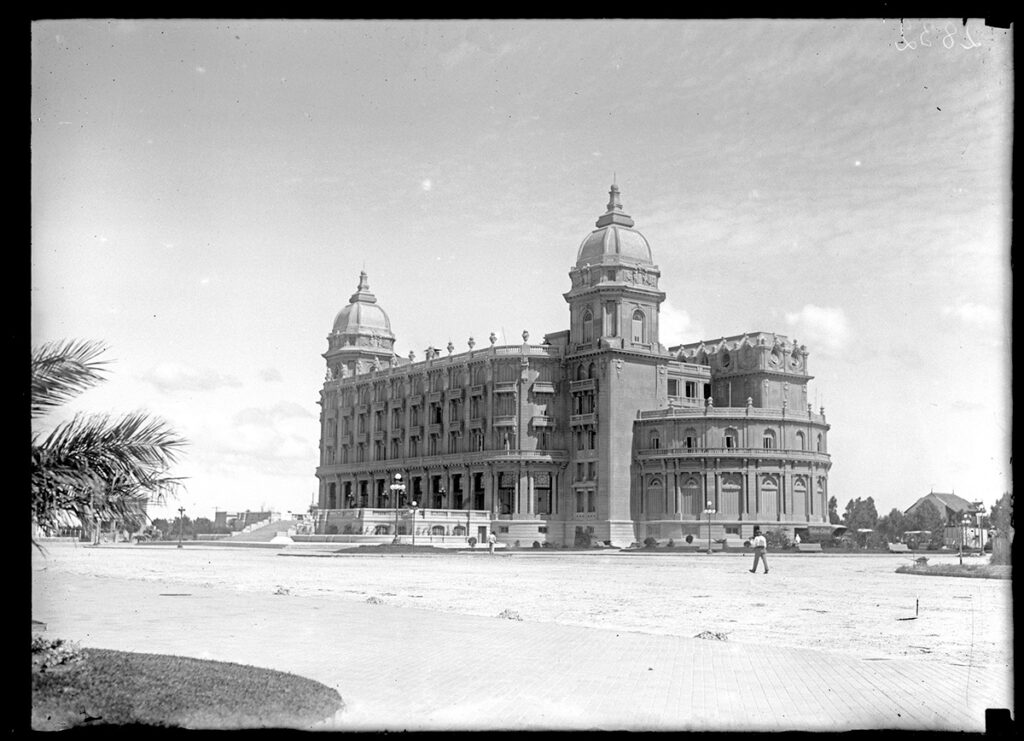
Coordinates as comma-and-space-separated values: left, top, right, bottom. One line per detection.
342, 543, 454, 554
895, 563, 1011, 579
32, 647, 343, 730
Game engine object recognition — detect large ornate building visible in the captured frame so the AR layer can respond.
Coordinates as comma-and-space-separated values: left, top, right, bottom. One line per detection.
314, 185, 832, 547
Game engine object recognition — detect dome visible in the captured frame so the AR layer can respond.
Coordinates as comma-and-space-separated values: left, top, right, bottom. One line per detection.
575, 184, 654, 267
331, 271, 394, 337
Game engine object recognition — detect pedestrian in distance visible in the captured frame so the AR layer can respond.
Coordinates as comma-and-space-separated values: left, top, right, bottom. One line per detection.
749, 527, 769, 574
487, 531, 497, 555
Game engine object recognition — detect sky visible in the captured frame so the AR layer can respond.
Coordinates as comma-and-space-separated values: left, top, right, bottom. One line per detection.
31, 19, 1012, 522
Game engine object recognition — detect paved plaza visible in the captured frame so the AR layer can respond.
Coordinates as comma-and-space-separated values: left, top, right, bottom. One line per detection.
31, 543, 1014, 731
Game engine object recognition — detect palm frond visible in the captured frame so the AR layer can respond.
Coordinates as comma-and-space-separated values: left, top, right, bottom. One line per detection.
31, 339, 110, 419
31, 410, 188, 534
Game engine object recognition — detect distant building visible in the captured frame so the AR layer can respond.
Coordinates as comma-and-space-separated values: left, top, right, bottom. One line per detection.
214, 510, 277, 531
904, 491, 987, 548
315, 185, 833, 547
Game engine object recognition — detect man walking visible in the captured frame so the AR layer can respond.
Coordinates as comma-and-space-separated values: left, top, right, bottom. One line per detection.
487, 531, 497, 555
750, 527, 769, 574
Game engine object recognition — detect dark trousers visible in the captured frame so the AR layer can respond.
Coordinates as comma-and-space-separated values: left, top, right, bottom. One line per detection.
752, 547, 768, 572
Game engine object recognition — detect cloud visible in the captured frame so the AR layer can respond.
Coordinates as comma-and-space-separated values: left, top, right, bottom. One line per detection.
232, 401, 314, 427
259, 367, 283, 383
942, 302, 1000, 327
659, 301, 701, 346
142, 363, 243, 394
784, 304, 850, 356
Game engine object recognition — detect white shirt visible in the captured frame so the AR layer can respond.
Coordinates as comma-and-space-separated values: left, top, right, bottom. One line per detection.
753, 534, 767, 549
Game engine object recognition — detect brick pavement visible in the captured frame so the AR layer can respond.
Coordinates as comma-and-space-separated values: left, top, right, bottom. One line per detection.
31, 567, 1011, 731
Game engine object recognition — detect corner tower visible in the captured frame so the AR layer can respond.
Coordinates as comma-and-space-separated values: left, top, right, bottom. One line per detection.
323, 271, 397, 379
564, 184, 666, 352
563, 185, 672, 548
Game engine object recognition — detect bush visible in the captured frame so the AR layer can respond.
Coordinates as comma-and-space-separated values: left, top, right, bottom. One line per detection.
32, 636, 83, 674
513, 539, 521, 549
326, 524, 338, 535
685, 534, 694, 544
666, 538, 675, 548
764, 528, 790, 549
574, 529, 592, 548
532, 540, 541, 548
643, 536, 658, 549
743, 540, 751, 548
468, 536, 477, 548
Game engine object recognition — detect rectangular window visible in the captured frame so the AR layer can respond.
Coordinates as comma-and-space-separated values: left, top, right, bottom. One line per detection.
499, 526, 509, 534
685, 436, 695, 449
685, 381, 697, 398
587, 490, 597, 512
538, 526, 547, 534
725, 434, 736, 449
667, 379, 680, 396
725, 526, 740, 536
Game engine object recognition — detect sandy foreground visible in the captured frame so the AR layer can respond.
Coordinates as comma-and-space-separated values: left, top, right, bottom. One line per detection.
32, 542, 1011, 672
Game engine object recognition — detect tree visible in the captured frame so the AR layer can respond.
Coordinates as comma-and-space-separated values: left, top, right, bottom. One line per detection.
904, 500, 946, 548
876, 508, 907, 542
31, 340, 186, 547
990, 491, 1014, 536
193, 517, 215, 535
841, 497, 879, 532
827, 496, 840, 524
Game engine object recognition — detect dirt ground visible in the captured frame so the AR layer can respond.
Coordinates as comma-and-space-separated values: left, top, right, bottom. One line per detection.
31, 542, 1012, 673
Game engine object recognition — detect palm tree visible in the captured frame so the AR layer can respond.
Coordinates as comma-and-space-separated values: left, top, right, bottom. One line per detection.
31, 340, 187, 547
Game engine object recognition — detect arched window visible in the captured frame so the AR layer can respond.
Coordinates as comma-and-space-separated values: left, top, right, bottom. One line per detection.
588, 362, 596, 380
632, 310, 646, 343
647, 477, 664, 514
431, 525, 446, 536
795, 431, 806, 451
724, 427, 738, 449
816, 433, 824, 452
684, 428, 698, 449
762, 429, 776, 449
582, 309, 594, 343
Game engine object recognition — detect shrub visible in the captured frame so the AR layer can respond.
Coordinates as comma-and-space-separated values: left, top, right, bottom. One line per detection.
513, 539, 521, 549
541, 541, 552, 548
666, 538, 675, 548
326, 524, 338, 535
574, 529, 592, 548
31, 636, 83, 673
685, 534, 694, 544
532, 540, 541, 549
468, 536, 477, 548
643, 536, 658, 548
764, 528, 790, 549
743, 539, 751, 547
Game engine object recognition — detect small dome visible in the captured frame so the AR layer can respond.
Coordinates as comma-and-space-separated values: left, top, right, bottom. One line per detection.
575, 184, 654, 267
331, 271, 394, 337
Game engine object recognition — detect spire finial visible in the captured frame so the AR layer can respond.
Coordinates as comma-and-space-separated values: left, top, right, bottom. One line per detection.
357, 271, 369, 292
606, 182, 622, 213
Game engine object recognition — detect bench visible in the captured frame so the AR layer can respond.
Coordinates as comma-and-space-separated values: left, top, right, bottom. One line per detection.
887, 542, 909, 553
795, 542, 822, 552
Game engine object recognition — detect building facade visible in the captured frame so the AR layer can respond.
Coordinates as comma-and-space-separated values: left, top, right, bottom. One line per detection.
314, 185, 832, 547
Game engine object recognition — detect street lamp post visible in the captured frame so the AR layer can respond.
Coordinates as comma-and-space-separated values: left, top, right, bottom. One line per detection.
960, 513, 971, 565
702, 501, 716, 554
389, 474, 405, 543
177, 506, 186, 549
411, 500, 418, 546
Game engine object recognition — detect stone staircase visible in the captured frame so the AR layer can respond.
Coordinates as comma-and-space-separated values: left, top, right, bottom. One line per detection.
229, 520, 298, 542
